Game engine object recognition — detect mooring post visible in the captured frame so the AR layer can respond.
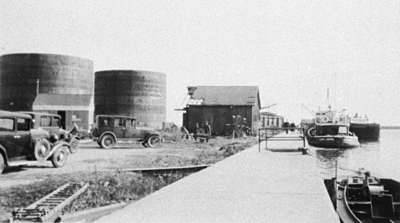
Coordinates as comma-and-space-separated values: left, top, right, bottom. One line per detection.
265, 129, 268, 151
258, 129, 261, 152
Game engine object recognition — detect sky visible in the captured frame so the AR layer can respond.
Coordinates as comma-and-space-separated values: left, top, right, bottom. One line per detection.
1, 0, 400, 125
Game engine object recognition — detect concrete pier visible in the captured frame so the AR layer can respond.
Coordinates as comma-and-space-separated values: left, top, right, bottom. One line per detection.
95, 134, 339, 223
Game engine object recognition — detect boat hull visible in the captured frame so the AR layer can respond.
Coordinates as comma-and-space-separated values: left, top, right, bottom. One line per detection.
307, 135, 360, 148
350, 122, 380, 141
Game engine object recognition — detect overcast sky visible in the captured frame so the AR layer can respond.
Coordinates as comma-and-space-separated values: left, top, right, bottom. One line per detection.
1, 0, 400, 125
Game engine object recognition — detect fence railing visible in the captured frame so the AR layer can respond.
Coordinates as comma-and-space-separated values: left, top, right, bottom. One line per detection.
258, 127, 306, 152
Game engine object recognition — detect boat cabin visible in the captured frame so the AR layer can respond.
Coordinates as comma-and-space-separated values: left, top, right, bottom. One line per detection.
315, 124, 350, 136
345, 176, 400, 222
315, 109, 350, 125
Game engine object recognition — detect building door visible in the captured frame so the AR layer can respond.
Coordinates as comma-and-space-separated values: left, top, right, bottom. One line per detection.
57, 111, 66, 129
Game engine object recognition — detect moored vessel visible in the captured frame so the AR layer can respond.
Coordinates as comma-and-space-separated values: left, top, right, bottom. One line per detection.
350, 114, 380, 141
306, 107, 360, 148
335, 172, 400, 223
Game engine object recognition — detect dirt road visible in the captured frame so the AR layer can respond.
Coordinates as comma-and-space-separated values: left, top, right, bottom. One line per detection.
0, 141, 208, 188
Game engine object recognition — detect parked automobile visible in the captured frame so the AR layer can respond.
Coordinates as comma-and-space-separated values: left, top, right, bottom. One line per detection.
22, 112, 79, 153
90, 115, 161, 149
0, 110, 71, 173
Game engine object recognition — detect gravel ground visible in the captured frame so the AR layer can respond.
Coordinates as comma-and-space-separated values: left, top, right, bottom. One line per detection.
1, 141, 200, 188
0, 137, 257, 221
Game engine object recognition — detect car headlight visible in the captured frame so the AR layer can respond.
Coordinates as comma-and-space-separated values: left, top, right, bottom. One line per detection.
50, 134, 59, 142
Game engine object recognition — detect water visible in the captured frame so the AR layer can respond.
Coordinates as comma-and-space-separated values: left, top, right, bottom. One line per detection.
309, 129, 400, 180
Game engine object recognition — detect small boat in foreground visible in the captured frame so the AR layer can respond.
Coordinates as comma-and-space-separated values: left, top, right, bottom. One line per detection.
336, 173, 400, 223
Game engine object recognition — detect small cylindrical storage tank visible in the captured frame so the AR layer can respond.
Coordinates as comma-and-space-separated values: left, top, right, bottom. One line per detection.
95, 70, 166, 129
0, 53, 93, 110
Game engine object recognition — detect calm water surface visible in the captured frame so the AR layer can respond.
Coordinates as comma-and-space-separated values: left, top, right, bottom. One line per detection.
309, 129, 400, 180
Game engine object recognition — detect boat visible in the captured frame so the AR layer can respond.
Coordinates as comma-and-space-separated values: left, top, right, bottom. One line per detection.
306, 107, 360, 148
307, 124, 360, 148
335, 172, 400, 223
350, 114, 380, 141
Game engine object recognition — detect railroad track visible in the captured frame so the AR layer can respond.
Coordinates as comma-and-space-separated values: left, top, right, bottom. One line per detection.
121, 164, 210, 174
10, 182, 89, 223
9, 165, 208, 222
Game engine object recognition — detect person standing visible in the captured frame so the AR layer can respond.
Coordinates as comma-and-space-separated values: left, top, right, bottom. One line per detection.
194, 122, 200, 141
204, 121, 212, 142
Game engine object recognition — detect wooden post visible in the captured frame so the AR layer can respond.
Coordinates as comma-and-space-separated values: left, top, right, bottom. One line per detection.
265, 129, 268, 151
258, 129, 261, 152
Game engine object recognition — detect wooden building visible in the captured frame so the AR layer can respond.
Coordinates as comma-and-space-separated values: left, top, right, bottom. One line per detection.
32, 93, 93, 130
260, 111, 284, 128
182, 86, 261, 136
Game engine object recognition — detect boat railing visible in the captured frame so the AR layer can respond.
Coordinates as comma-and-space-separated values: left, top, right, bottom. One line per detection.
258, 127, 307, 152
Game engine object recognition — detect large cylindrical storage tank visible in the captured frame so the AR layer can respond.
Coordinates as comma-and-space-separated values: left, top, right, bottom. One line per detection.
95, 70, 166, 129
0, 53, 93, 110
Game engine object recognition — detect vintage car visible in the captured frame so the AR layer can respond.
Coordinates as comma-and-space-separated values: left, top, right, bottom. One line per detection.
0, 110, 72, 173
21, 112, 79, 153
90, 115, 161, 149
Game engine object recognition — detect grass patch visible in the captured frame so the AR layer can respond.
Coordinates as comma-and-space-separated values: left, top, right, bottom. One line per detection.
0, 171, 190, 221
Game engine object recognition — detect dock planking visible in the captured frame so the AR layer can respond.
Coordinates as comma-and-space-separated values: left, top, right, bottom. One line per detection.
95, 134, 339, 223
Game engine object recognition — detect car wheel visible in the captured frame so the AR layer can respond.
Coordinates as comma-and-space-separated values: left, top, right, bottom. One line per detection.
147, 135, 161, 148
34, 139, 52, 162
100, 134, 116, 149
51, 146, 69, 168
0, 154, 5, 174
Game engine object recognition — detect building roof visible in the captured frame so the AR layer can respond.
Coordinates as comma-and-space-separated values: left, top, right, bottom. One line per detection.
187, 86, 260, 107
96, 114, 136, 120
32, 94, 91, 111
260, 111, 283, 118
0, 110, 32, 119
